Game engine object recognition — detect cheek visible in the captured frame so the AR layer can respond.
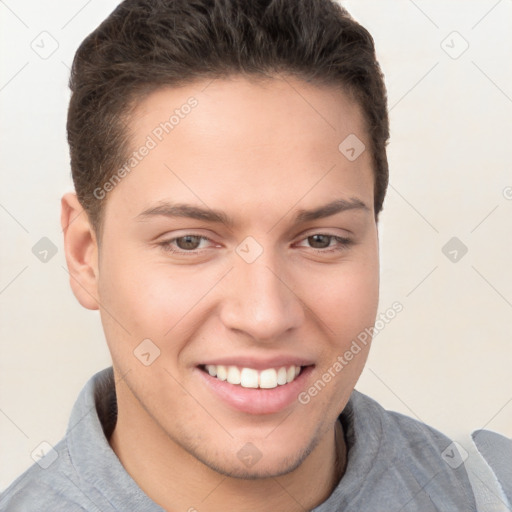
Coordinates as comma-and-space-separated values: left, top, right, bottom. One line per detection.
303, 261, 378, 404
98, 255, 199, 333
97, 244, 229, 362
302, 252, 379, 344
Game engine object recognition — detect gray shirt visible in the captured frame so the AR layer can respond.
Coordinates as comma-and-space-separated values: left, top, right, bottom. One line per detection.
0, 367, 477, 511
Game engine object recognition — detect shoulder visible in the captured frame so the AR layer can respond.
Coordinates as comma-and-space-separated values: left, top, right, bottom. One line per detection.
346, 390, 477, 510
0, 438, 90, 512
350, 389, 464, 459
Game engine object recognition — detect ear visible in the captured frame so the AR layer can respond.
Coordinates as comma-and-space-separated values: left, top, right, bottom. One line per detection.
61, 192, 100, 310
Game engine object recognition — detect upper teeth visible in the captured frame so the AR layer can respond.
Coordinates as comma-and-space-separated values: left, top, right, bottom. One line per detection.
205, 365, 301, 389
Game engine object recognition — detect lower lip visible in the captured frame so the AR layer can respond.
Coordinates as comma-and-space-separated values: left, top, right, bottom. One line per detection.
195, 366, 314, 415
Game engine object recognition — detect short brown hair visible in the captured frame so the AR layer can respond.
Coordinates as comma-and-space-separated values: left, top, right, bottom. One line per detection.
67, 0, 389, 234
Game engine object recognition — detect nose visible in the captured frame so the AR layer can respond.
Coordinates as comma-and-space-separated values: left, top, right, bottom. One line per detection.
219, 248, 304, 342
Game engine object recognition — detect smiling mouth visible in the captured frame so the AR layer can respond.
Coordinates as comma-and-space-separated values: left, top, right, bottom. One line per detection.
198, 364, 309, 389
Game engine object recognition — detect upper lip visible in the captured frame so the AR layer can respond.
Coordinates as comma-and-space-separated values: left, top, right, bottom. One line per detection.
198, 356, 315, 370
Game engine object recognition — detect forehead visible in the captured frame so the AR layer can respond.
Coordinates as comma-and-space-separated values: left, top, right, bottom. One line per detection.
104, 75, 374, 225
132, 75, 367, 150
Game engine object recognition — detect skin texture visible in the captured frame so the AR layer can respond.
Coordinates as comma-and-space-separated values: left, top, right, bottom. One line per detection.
61, 75, 380, 512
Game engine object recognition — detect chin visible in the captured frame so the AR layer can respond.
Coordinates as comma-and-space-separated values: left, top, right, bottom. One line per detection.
190, 437, 315, 480
206, 454, 306, 480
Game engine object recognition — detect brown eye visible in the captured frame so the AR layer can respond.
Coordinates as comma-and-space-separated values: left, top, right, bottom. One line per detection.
159, 234, 213, 254
297, 233, 353, 253
174, 235, 203, 250
307, 234, 332, 249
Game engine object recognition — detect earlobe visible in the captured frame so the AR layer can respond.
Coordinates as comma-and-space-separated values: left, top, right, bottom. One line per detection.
61, 192, 100, 311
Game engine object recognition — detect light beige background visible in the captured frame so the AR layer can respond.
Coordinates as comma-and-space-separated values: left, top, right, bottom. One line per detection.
1, 0, 511, 490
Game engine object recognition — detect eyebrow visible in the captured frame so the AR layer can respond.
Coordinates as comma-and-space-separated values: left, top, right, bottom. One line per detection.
136, 197, 370, 228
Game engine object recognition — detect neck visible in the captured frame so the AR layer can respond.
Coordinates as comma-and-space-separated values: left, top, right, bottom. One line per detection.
109, 382, 347, 512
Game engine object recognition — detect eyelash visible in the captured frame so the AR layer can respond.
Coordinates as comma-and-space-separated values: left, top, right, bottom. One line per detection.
158, 233, 353, 255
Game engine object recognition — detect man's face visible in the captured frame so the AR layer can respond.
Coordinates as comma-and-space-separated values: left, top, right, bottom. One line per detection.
95, 75, 379, 477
